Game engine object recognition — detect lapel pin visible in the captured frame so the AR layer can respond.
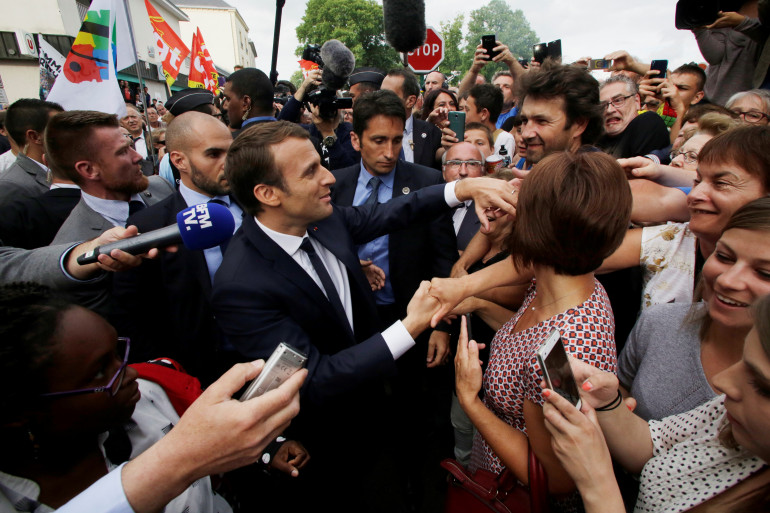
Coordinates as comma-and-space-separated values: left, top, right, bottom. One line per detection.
144, 191, 152, 197
421, 132, 427, 139
402, 187, 410, 195
313, 226, 318, 231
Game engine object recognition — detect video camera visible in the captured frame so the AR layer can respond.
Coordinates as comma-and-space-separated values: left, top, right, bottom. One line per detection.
675, 0, 746, 30
301, 43, 354, 120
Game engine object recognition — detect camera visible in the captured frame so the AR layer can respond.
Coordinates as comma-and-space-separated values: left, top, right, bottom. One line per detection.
301, 43, 353, 120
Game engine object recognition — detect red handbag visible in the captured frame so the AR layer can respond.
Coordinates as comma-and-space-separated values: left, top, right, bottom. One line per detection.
441, 447, 548, 513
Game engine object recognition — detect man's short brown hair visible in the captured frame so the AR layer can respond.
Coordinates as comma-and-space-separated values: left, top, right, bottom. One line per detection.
509, 149, 631, 275
464, 122, 494, 147
225, 121, 308, 215
44, 110, 120, 184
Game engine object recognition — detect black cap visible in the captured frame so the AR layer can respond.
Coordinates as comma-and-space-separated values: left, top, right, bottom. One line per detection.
165, 88, 215, 116
348, 67, 385, 88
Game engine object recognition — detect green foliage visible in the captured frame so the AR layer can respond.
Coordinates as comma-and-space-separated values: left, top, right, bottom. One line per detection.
290, 70, 305, 90
463, 0, 539, 80
438, 15, 465, 85
295, 0, 401, 74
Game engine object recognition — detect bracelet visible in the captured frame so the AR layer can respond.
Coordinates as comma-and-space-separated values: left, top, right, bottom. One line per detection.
594, 390, 623, 412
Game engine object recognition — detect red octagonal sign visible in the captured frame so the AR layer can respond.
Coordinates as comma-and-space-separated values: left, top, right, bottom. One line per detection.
407, 26, 444, 74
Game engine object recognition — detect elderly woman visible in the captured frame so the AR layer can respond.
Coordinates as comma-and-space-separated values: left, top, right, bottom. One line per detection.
621, 197, 770, 420
725, 88, 770, 125
542, 292, 770, 512
455, 150, 631, 510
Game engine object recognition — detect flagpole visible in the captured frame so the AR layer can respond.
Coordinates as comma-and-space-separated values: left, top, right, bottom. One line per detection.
121, 0, 156, 162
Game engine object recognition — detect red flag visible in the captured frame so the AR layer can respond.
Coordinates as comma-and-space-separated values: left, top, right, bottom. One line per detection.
145, 0, 189, 86
189, 28, 219, 94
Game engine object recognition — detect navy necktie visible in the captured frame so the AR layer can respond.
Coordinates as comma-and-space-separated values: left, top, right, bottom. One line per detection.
300, 237, 350, 332
364, 176, 381, 207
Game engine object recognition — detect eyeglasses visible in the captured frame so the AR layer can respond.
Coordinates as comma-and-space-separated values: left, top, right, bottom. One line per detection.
670, 149, 699, 164
156, 140, 166, 146
600, 94, 634, 110
445, 159, 482, 169
731, 109, 769, 124
641, 99, 661, 110
40, 338, 131, 398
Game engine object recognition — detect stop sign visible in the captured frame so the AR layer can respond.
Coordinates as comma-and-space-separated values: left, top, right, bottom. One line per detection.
407, 26, 444, 73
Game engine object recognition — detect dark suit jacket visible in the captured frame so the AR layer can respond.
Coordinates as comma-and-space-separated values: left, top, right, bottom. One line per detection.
211, 184, 453, 409
456, 201, 481, 252
110, 192, 228, 384
330, 160, 457, 317
412, 116, 442, 170
0, 187, 81, 249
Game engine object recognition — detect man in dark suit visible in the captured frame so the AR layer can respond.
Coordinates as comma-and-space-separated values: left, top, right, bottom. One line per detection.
442, 141, 486, 252
381, 68, 443, 169
111, 112, 241, 383
212, 120, 514, 510
331, 89, 458, 510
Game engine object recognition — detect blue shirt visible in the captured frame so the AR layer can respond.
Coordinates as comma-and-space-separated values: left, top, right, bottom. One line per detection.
495, 106, 518, 129
242, 116, 277, 128
353, 162, 395, 305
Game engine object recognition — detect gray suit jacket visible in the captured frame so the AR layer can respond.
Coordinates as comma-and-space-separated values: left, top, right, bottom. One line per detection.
0, 242, 109, 289
0, 154, 49, 207
50, 176, 173, 315
52, 176, 174, 244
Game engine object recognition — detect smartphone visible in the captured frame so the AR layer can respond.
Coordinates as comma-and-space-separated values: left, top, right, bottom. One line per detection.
239, 342, 308, 401
532, 43, 547, 64
448, 110, 465, 142
536, 329, 582, 409
588, 58, 611, 70
518, 58, 529, 68
481, 35, 499, 61
547, 39, 562, 61
463, 313, 473, 342
650, 59, 668, 79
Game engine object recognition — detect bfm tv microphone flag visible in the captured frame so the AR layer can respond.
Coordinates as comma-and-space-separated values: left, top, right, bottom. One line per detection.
145, 0, 189, 87
188, 28, 219, 94
46, 0, 136, 117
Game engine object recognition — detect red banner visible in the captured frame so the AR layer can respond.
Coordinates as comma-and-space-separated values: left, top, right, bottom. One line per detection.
145, 0, 189, 86
189, 28, 219, 94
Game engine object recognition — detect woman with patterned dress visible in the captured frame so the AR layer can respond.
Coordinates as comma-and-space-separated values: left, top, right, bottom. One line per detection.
455, 150, 632, 511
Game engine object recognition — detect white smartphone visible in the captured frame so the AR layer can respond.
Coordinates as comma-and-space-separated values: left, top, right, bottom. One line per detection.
239, 342, 308, 401
536, 329, 582, 409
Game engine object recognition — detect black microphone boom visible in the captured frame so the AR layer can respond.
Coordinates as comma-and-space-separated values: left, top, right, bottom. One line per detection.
383, 0, 426, 54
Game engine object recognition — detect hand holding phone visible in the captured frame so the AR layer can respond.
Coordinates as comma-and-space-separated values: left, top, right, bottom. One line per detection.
588, 58, 611, 70
536, 329, 582, 409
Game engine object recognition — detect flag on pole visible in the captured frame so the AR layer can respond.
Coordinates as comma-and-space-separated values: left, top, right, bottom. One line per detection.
47, 0, 136, 117
38, 36, 65, 100
188, 28, 219, 94
145, 0, 189, 87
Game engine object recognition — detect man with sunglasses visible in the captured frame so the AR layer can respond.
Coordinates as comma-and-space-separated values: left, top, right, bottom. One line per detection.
596, 75, 670, 158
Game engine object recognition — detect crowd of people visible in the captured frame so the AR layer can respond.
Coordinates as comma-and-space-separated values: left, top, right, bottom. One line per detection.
1, 3, 770, 512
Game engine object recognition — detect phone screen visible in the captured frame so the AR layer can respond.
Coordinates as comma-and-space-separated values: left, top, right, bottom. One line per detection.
532, 43, 547, 64
541, 337, 581, 407
588, 58, 610, 70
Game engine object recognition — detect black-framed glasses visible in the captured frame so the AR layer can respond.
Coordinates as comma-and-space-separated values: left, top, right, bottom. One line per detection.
731, 109, 769, 124
670, 149, 699, 164
156, 140, 166, 146
40, 338, 131, 398
641, 99, 661, 110
445, 159, 482, 169
600, 94, 634, 110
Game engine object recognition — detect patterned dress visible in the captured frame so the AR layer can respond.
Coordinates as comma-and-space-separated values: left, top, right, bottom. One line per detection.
470, 278, 618, 475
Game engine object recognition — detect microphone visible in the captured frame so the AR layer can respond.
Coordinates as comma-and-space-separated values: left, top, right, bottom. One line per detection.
77, 202, 235, 265
383, 0, 426, 54
320, 40, 355, 91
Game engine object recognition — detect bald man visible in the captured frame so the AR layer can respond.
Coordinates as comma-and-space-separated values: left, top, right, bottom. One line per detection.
111, 111, 243, 384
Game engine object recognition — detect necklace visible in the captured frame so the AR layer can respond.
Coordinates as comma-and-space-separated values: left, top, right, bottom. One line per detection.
530, 286, 585, 312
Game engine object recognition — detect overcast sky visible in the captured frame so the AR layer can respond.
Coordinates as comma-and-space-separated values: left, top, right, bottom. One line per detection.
225, 0, 704, 80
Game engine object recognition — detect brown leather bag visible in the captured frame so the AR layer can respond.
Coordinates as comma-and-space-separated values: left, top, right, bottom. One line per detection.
441, 447, 549, 513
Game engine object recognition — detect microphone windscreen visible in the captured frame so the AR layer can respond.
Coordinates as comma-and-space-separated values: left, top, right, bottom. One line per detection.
322, 67, 348, 91
383, 0, 426, 53
320, 40, 356, 78
176, 202, 235, 250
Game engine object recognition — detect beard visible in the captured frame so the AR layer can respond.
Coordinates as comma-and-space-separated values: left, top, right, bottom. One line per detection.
190, 162, 229, 197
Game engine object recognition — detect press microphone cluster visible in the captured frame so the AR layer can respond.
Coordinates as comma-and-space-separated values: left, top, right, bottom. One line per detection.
77, 202, 236, 265
383, 0, 426, 54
